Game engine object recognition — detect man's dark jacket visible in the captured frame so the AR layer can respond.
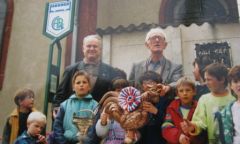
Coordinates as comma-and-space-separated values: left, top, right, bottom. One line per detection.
53, 61, 117, 107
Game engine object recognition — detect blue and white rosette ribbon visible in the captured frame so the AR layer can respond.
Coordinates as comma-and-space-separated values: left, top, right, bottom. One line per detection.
119, 86, 141, 112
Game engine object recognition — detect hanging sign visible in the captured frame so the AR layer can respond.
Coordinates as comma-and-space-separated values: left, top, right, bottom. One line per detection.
43, 0, 75, 39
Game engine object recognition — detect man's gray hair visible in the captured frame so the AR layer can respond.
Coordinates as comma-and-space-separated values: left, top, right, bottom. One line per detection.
27, 111, 47, 124
145, 27, 167, 42
83, 34, 102, 47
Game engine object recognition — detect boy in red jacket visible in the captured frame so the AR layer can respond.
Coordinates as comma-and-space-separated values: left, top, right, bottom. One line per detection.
162, 77, 206, 144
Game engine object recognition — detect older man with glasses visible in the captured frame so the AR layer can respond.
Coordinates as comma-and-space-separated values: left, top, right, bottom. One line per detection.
129, 27, 183, 97
129, 28, 183, 144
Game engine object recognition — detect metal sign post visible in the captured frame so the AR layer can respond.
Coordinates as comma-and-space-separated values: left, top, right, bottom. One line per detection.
43, 0, 75, 117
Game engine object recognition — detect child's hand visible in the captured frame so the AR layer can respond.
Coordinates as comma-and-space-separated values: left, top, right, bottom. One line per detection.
53, 107, 59, 119
100, 109, 109, 126
160, 84, 171, 96
141, 91, 150, 101
180, 119, 196, 134
109, 103, 118, 112
124, 130, 141, 143
37, 134, 47, 144
179, 134, 190, 144
142, 101, 158, 114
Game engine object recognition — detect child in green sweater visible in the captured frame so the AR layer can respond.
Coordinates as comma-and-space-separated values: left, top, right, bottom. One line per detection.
182, 63, 235, 144
215, 65, 240, 144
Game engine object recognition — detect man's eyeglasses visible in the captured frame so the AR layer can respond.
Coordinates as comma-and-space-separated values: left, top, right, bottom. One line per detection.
149, 36, 165, 42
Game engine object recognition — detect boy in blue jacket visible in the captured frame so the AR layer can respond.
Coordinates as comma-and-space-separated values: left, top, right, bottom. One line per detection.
14, 111, 47, 144
53, 71, 98, 144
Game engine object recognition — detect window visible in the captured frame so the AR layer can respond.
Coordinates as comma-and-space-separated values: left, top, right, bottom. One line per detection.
195, 42, 232, 68
160, 0, 239, 26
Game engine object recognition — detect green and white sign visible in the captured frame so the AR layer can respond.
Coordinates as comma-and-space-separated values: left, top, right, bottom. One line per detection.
43, 0, 75, 40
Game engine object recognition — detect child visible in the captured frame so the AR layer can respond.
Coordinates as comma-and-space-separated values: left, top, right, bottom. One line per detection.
53, 71, 98, 143
14, 111, 47, 144
192, 57, 211, 100
95, 78, 129, 143
162, 76, 206, 144
182, 63, 236, 144
111, 77, 129, 92
2, 88, 37, 144
136, 71, 170, 144
47, 107, 59, 144
215, 65, 240, 144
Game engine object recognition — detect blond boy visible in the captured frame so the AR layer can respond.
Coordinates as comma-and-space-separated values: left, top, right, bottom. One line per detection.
14, 111, 47, 144
2, 88, 37, 144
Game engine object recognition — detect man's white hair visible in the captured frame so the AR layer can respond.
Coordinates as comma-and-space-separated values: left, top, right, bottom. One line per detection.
145, 27, 167, 42
83, 34, 102, 48
27, 111, 47, 124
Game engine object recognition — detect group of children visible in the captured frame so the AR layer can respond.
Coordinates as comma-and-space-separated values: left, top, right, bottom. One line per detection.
2, 88, 46, 144
2, 71, 98, 144
2, 63, 240, 144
